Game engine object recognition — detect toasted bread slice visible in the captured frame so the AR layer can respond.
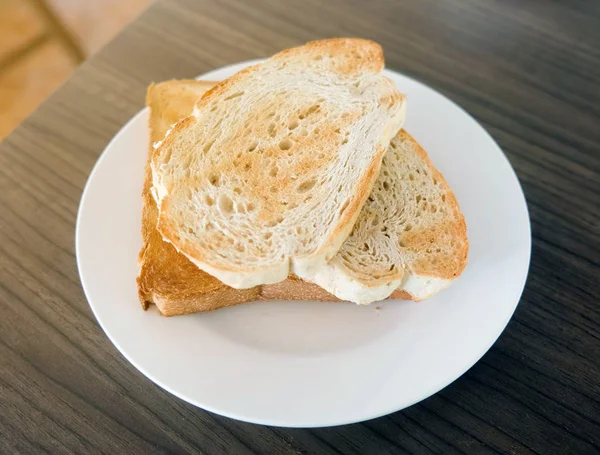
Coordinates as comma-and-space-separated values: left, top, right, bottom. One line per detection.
307, 131, 469, 304
151, 39, 406, 289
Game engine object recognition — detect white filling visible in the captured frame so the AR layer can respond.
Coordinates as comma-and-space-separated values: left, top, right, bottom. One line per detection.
401, 273, 452, 300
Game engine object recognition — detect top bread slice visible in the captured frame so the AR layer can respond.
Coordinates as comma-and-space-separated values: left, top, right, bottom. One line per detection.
151, 38, 406, 289
307, 130, 469, 304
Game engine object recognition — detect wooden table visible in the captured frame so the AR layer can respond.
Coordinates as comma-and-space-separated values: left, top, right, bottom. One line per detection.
1, 0, 598, 453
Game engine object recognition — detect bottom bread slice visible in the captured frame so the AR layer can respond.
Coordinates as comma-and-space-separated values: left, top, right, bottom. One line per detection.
306, 129, 468, 304
137, 80, 410, 316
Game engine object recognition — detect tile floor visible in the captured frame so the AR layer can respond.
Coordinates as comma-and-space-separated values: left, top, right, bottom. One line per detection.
0, 0, 152, 139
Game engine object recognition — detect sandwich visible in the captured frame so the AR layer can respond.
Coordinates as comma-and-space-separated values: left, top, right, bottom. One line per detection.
150, 38, 407, 289
138, 77, 467, 315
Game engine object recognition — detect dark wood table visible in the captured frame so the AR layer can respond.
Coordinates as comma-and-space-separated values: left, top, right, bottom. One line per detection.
1, 0, 599, 453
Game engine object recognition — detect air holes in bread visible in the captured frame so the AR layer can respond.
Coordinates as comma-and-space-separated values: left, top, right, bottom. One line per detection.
269, 167, 278, 177
248, 140, 258, 152
383, 181, 390, 191
288, 119, 299, 130
339, 200, 349, 215
205, 195, 214, 206
298, 178, 316, 193
265, 216, 284, 227
224, 91, 244, 101
204, 139, 216, 153
218, 195, 234, 214
279, 138, 293, 150
300, 104, 319, 120
209, 174, 220, 186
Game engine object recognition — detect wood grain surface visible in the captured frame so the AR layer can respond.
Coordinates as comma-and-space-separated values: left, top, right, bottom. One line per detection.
0, 0, 599, 453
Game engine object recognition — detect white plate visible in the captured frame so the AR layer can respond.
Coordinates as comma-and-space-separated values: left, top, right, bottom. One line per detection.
76, 60, 530, 427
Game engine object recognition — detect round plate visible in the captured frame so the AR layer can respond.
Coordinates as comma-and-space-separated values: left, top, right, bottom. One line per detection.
76, 60, 530, 427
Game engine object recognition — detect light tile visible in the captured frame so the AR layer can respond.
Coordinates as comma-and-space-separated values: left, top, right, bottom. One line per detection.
0, 0, 46, 61
46, 0, 152, 55
0, 40, 75, 138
